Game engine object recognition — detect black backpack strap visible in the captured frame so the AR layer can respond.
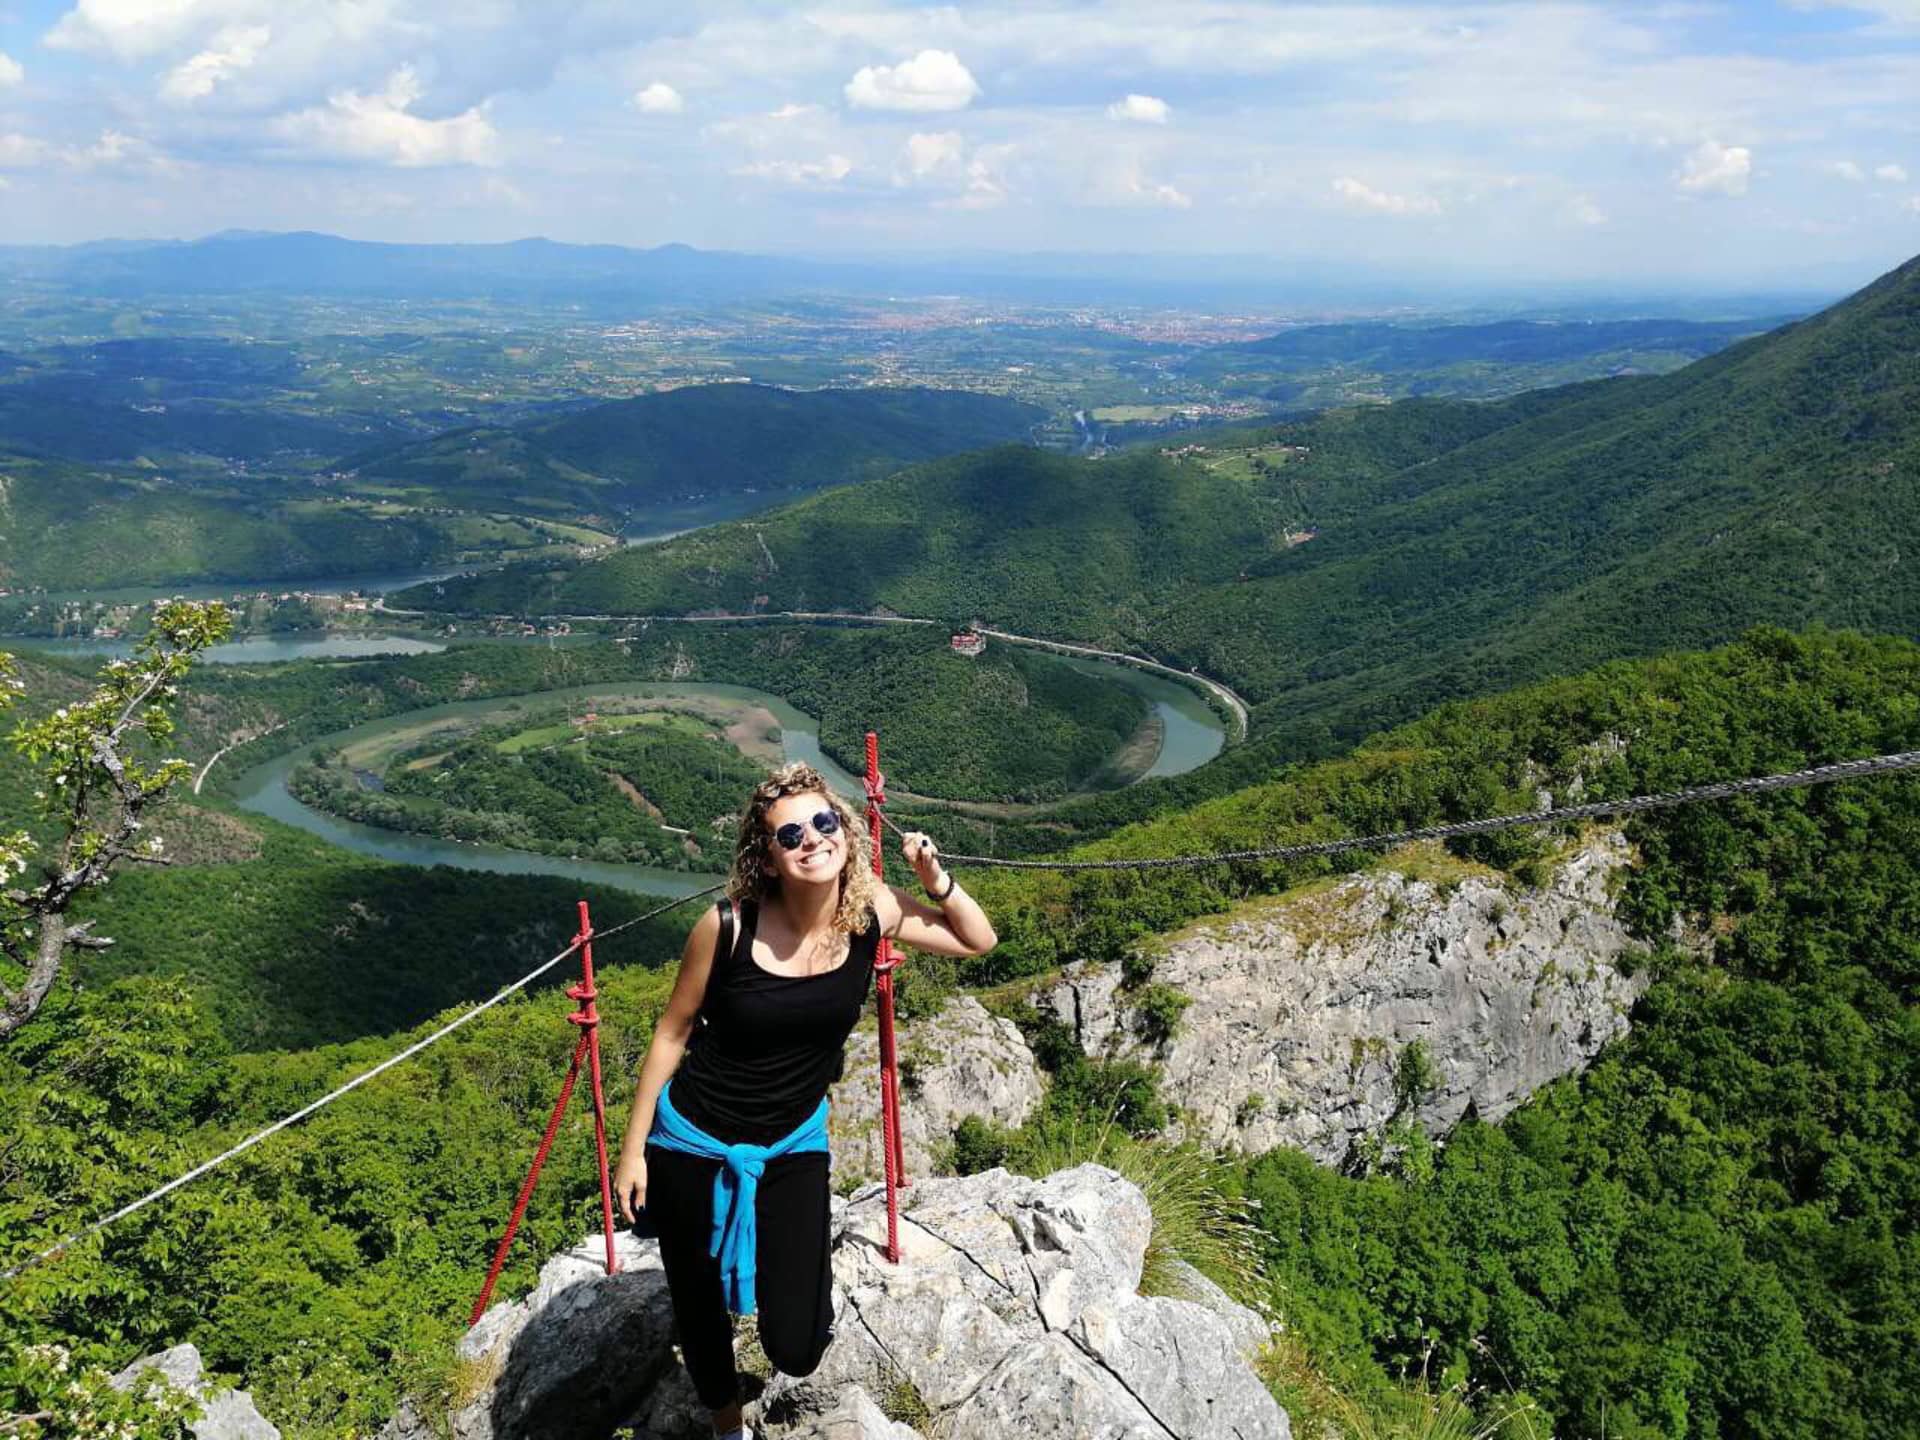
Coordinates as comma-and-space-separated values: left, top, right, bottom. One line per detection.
713, 897, 736, 971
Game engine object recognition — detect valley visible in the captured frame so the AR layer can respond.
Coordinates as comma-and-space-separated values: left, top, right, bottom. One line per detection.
0, 229, 1912, 1440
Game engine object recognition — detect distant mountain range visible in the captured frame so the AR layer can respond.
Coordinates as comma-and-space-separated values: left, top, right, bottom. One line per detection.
0, 233, 827, 303
0, 230, 1850, 309
408, 249, 1920, 755
1219, 316, 1771, 368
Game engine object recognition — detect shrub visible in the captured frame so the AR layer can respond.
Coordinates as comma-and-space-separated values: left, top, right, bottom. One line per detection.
946, 1115, 1014, 1175
1133, 983, 1193, 1050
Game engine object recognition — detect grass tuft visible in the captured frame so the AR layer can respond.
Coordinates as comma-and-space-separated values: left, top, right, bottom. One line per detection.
1011, 1102, 1270, 1314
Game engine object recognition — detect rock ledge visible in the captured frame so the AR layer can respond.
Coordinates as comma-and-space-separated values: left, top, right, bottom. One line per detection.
387, 1164, 1287, 1440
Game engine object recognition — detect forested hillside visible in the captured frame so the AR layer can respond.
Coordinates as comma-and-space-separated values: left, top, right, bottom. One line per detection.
1176, 314, 1770, 409
0, 463, 595, 589
405, 441, 1285, 626
412, 253, 1920, 767
5, 628, 1915, 1440
345, 383, 1046, 513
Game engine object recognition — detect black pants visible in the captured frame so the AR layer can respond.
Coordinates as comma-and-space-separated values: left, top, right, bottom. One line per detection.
641, 1143, 836, 1411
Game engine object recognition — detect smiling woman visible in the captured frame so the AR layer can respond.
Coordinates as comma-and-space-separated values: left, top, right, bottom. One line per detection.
610, 760, 996, 1438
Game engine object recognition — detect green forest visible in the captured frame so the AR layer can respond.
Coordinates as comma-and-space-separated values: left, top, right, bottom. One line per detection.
409, 253, 1920, 776
287, 707, 765, 870
340, 383, 1046, 515
5, 627, 1916, 1440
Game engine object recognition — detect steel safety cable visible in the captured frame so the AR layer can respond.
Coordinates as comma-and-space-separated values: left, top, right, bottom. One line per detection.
873, 749, 1920, 873
0, 881, 727, 1283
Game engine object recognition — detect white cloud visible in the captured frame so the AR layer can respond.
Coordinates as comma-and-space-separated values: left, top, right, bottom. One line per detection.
892, 131, 1011, 208
1107, 93, 1169, 124
1086, 155, 1191, 209
0, 133, 49, 168
1876, 162, 1909, 182
1791, 1, 1920, 33
44, 0, 221, 59
1563, 194, 1607, 226
845, 49, 978, 112
1829, 159, 1865, 181
482, 174, 528, 208
0, 50, 22, 88
160, 23, 268, 103
62, 129, 176, 173
1332, 175, 1441, 216
1675, 138, 1751, 195
78, 130, 138, 165
735, 153, 852, 186
272, 66, 499, 168
900, 130, 963, 179
950, 154, 1009, 209
632, 81, 683, 114
769, 103, 822, 121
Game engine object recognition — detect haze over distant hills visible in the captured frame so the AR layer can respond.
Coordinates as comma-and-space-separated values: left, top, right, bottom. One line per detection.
0, 381, 1043, 588
0, 230, 1843, 312
343, 383, 1047, 514
410, 250, 1920, 752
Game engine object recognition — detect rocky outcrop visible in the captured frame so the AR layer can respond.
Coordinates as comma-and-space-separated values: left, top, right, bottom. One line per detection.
379, 1231, 682, 1440
1043, 834, 1654, 1165
828, 996, 1043, 1186
110, 1344, 279, 1440
390, 1165, 1287, 1440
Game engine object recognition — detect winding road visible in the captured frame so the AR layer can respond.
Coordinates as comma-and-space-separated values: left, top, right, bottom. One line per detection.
496, 608, 1253, 743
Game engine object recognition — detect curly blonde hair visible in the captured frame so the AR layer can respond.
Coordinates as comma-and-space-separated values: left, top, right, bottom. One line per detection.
726, 762, 877, 933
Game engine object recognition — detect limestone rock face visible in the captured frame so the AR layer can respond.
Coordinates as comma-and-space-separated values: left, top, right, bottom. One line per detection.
779, 1386, 922, 1439
110, 1344, 280, 1440
763, 1165, 1286, 1440
829, 996, 1043, 1186
409, 1165, 1287, 1440
384, 1231, 682, 1440
1043, 835, 1652, 1165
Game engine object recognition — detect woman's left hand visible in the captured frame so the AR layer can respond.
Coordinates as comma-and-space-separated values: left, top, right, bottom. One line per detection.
900, 830, 945, 892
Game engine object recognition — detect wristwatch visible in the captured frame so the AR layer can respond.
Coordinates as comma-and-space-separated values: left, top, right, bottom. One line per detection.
928, 871, 957, 901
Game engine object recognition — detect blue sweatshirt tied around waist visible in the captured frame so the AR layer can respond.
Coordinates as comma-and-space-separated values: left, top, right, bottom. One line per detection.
646, 1078, 831, 1315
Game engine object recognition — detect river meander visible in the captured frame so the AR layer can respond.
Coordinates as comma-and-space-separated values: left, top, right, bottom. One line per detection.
225, 658, 1226, 898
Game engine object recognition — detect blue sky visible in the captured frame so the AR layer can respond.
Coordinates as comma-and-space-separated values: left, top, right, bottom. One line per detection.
1, 1, 1917, 288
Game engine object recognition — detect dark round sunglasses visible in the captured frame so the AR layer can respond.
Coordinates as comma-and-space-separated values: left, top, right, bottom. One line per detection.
772, 808, 842, 851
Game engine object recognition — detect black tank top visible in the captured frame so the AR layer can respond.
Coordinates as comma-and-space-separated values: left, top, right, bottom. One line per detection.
669, 898, 879, 1146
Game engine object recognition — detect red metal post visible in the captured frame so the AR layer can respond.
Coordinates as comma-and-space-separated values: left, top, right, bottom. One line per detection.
865, 730, 905, 1265
471, 1031, 588, 1326
569, 900, 620, 1280
467, 902, 621, 1327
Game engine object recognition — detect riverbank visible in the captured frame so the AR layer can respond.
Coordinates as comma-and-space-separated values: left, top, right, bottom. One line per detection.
217, 653, 1226, 898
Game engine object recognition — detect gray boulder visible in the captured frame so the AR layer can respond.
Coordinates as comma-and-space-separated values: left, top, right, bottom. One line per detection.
413, 1230, 681, 1440
780, 1386, 923, 1439
1043, 833, 1653, 1164
829, 996, 1043, 1187
110, 1343, 280, 1440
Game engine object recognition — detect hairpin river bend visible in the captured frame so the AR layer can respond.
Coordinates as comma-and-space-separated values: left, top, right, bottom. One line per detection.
219, 656, 1228, 899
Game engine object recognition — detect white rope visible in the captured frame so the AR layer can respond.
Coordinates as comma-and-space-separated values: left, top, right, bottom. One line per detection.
0, 882, 725, 1283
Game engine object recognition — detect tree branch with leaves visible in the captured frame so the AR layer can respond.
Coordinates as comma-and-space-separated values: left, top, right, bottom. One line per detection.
0, 600, 232, 1040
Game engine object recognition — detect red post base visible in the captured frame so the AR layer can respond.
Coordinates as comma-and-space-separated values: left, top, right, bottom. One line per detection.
469, 901, 620, 1326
